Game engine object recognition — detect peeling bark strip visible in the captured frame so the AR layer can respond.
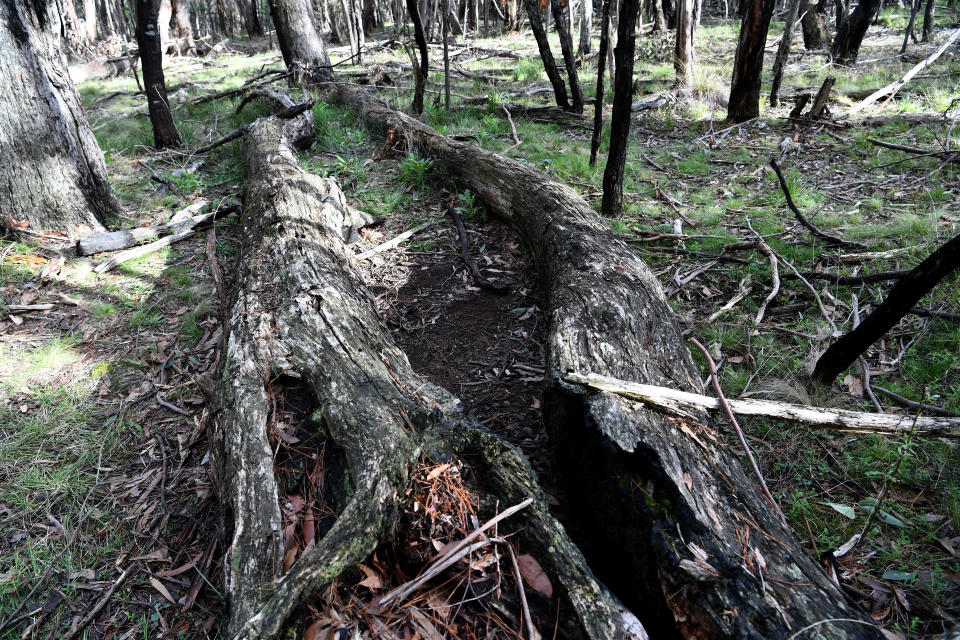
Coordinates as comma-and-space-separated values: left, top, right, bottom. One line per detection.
213, 109, 645, 639
334, 84, 883, 639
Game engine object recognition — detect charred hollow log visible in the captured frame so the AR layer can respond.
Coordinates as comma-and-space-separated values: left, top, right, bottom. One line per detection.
334, 82, 884, 639
213, 104, 645, 640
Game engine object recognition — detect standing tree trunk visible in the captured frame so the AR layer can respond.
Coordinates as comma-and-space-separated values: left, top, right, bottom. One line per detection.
506, 0, 518, 28
590, 0, 612, 166
0, 0, 118, 235
83, 0, 98, 41
157, 0, 171, 48
523, 0, 571, 109
551, 0, 584, 113
579, 0, 592, 54
921, 0, 934, 41
600, 0, 639, 217
169, 0, 196, 53
673, 0, 694, 86
407, 0, 428, 114
831, 0, 881, 64
900, 0, 919, 52
136, 0, 182, 148
216, 0, 243, 34
769, 0, 801, 106
243, 0, 263, 35
268, 0, 333, 82
800, 0, 829, 49
726, 0, 775, 122
651, 0, 667, 30
442, 0, 450, 109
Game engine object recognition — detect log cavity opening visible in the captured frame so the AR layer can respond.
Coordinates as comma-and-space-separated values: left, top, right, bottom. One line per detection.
267, 374, 351, 571
545, 390, 687, 640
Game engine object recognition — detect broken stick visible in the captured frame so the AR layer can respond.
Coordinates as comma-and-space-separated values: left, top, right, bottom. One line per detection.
446, 204, 509, 293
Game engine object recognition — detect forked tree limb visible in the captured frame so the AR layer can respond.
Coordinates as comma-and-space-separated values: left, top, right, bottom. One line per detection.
215, 109, 645, 640
813, 232, 960, 384
334, 82, 882, 639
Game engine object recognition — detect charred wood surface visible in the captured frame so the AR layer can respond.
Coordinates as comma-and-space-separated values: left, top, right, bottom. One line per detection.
334, 82, 884, 639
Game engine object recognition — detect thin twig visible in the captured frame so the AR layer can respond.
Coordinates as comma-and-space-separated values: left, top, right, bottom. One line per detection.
688, 338, 787, 526
852, 294, 883, 413
504, 542, 537, 640
746, 218, 779, 326
502, 104, 521, 147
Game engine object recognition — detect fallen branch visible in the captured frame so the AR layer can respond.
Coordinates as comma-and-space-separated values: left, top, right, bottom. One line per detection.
564, 372, 960, 438
77, 200, 210, 255
770, 159, 867, 249
446, 204, 509, 292
747, 218, 780, 326
354, 221, 435, 260
94, 229, 195, 274
874, 386, 960, 417
848, 28, 960, 114
706, 275, 752, 323
502, 104, 521, 149
813, 232, 960, 384
782, 269, 909, 284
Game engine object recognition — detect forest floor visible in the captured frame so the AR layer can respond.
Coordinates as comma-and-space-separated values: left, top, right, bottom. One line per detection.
2, 9, 960, 639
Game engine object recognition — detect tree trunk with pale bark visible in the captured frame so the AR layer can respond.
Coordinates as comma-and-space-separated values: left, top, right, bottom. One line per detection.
0, 0, 118, 235
269, 0, 333, 82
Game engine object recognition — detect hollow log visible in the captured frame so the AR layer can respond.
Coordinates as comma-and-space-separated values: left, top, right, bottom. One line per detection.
213, 107, 645, 639
333, 83, 884, 639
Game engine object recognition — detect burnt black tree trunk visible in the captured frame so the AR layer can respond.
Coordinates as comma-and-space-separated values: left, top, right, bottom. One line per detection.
551, 0, 584, 113
921, 0, 934, 41
674, 0, 694, 86
770, 0, 801, 106
831, 0, 881, 64
136, 0, 181, 148
407, 0, 428, 115
0, 0, 119, 235
600, 0, 639, 216
813, 233, 960, 384
726, 0, 775, 122
590, 0, 613, 166
523, 0, 571, 110
268, 0, 333, 82
901, 0, 920, 52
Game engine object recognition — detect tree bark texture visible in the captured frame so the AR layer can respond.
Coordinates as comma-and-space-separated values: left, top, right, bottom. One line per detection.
0, 0, 118, 235
334, 82, 884, 639
214, 103, 647, 640
726, 0, 775, 122
769, 0, 800, 106
407, 0, 428, 114
800, 0, 829, 49
578, 0, 592, 54
600, 0, 639, 217
243, 0, 263, 35
674, 0, 694, 86
921, 0, 934, 41
523, 0, 570, 110
216, 0, 244, 35
269, 0, 333, 82
590, 0, 612, 166
550, 0, 584, 113
136, 0, 182, 148
168, 0, 195, 53
813, 233, 960, 385
831, 0, 881, 64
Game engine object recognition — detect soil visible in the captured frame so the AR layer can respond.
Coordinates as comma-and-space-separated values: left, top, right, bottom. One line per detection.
362, 216, 555, 482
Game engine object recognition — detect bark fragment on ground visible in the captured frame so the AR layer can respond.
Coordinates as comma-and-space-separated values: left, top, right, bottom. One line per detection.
334, 83, 884, 639
213, 108, 643, 639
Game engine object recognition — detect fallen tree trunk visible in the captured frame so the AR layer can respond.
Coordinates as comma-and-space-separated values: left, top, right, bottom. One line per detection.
566, 372, 960, 438
77, 200, 211, 255
214, 107, 644, 639
333, 82, 883, 639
